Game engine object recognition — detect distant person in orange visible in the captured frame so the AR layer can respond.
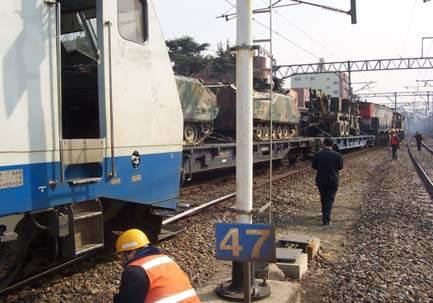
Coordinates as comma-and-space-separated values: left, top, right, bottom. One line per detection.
113, 229, 200, 303
390, 129, 400, 160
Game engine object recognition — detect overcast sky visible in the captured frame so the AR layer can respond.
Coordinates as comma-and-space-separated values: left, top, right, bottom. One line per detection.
153, 0, 433, 113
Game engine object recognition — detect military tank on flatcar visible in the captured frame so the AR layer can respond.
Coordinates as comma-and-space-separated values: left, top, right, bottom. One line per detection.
175, 75, 219, 145
302, 90, 360, 137
208, 84, 301, 141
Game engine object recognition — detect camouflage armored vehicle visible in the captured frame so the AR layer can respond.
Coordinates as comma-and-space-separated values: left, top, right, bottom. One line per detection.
209, 84, 301, 141
305, 90, 360, 137
175, 75, 219, 145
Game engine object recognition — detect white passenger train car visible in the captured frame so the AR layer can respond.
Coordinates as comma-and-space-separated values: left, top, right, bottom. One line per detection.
0, 0, 182, 289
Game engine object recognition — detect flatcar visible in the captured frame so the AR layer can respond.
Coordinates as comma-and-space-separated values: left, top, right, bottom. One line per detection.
0, 0, 182, 290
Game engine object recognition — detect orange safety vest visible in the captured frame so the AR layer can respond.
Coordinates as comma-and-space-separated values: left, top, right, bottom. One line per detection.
129, 254, 201, 303
390, 135, 399, 145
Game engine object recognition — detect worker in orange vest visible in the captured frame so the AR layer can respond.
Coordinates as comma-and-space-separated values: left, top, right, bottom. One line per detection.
390, 129, 400, 160
113, 229, 201, 303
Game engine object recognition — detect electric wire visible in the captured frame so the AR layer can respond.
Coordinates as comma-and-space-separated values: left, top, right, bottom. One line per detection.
400, 0, 417, 56
253, 18, 320, 60
259, 0, 337, 58
223, 0, 321, 60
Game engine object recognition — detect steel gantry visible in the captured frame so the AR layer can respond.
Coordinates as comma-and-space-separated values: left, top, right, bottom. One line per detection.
275, 56, 433, 79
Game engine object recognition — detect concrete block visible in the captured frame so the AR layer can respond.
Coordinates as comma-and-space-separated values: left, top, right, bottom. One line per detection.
277, 253, 308, 280
267, 263, 286, 281
276, 248, 303, 262
307, 238, 321, 260
197, 280, 301, 303
255, 263, 287, 281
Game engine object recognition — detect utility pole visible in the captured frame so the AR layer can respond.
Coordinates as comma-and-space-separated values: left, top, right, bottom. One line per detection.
236, 1, 254, 301
394, 92, 397, 111
348, 60, 352, 101
216, 1, 271, 301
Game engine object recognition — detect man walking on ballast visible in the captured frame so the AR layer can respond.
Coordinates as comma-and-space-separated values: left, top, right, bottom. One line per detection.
312, 138, 344, 226
415, 131, 423, 151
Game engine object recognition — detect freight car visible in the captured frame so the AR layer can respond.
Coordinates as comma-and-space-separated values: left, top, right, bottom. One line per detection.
359, 102, 394, 144
0, 0, 182, 291
392, 112, 406, 139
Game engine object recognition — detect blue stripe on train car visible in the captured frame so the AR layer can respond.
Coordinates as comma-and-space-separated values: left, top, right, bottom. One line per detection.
0, 151, 182, 216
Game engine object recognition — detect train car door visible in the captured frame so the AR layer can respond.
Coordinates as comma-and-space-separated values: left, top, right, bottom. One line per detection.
96, 0, 184, 203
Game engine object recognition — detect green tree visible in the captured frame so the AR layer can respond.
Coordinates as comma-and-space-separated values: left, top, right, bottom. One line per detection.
166, 36, 211, 76
210, 41, 236, 82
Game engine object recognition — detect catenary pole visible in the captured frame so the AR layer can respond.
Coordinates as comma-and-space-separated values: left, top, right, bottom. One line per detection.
236, 0, 253, 226
217, 1, 271, 299
236, 3, 253, 300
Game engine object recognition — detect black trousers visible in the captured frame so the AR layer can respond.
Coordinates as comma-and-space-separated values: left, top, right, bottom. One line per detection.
417, 141, 422, 151
391, 145, 398, 160
318, 186, 337, 223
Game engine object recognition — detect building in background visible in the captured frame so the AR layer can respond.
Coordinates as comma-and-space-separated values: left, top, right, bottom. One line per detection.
291, 72, 350, 99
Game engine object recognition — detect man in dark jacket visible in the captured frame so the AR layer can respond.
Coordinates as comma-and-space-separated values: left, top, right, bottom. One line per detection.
415, 131, 423, 151
312, 138, 344, 225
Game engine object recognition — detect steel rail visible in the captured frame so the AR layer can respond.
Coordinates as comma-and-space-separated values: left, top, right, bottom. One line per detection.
421, 142, 433, 155
408, 143, 433, 192
0, 252, 97, 296
164, 166, 310, 225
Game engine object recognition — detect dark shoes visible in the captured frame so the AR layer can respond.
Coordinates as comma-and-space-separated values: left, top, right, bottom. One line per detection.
322, 220, 331, 226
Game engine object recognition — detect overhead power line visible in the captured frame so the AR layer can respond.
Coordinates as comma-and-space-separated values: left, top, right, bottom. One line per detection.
257, 0, 337, 58
221, 0, 321, 60
400, 0, 417, 56
253, 18, 320, 60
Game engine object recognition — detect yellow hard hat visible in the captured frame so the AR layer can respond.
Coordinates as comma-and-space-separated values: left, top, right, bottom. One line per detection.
115, 229, 150, 253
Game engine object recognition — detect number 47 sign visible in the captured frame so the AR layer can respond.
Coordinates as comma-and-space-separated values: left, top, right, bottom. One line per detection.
215, 223, 276, 262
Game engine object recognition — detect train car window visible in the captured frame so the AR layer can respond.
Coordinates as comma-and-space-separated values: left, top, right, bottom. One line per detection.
118, 0, 148, 44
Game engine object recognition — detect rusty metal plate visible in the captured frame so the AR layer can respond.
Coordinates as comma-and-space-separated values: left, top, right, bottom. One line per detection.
0, 169, 24, 190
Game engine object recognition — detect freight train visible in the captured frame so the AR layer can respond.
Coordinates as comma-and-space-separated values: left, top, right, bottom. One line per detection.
0, 0, 183, 291
178, 79, 404, 178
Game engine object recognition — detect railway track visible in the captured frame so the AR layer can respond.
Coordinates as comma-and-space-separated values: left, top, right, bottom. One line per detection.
0, 145, 378, 298
421, 141, 433, 155
408, 142, 433, 193
164, 145, 380, 225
